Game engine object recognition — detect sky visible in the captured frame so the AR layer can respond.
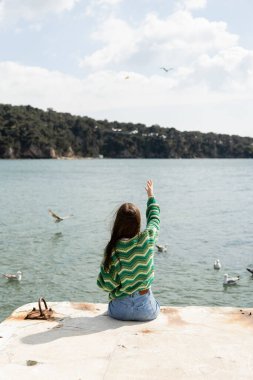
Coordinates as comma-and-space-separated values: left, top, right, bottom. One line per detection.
0, 0, 253, 137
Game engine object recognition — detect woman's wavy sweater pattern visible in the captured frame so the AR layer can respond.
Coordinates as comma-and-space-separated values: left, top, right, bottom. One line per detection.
97, 197, 160, 300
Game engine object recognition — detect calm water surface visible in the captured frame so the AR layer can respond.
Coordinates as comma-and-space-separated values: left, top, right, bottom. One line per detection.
0, 159, 252, 322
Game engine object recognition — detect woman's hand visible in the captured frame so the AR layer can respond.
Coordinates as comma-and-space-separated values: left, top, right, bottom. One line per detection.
145, 179, 154, 197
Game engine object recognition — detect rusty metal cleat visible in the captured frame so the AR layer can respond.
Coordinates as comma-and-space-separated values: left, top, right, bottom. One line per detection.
25, 297, 53, 320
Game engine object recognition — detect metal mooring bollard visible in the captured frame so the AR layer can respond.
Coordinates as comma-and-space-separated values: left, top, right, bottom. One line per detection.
25, 297, 53, 320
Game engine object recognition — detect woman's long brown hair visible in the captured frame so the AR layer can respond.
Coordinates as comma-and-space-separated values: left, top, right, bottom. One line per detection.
103, 203, 141, 271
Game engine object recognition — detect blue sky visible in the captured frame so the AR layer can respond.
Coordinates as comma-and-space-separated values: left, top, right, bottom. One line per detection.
0, 0, 253, 137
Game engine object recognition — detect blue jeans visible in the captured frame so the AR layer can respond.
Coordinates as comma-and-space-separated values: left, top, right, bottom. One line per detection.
108, 289, 160, 321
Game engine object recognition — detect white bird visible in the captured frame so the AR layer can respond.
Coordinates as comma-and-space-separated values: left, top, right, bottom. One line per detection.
48, 209, 73, 223
223, 274, 240, 286
2, 271, 22, 281
247, 268, 253, 275
156, 244, 167, 253
214, 259, 221, 270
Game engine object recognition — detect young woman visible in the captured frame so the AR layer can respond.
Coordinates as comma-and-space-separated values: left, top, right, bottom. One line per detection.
97, 180, 160, 321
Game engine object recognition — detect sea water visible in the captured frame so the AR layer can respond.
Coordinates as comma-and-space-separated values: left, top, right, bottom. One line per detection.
0, 159, 252, 322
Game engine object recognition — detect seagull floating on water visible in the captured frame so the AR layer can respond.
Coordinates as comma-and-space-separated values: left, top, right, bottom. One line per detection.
48, 209, 73, 223
214, 259, 221, 270
156, 244, 167, 253
2, 271, 22, 281
223, 274, 240, 286
247, 268, 253, 275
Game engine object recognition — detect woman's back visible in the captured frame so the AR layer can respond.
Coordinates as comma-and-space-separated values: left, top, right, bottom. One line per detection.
97, 180, 161, 321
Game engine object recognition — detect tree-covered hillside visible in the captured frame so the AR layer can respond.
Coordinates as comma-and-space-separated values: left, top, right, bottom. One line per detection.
0, 103, 252, 158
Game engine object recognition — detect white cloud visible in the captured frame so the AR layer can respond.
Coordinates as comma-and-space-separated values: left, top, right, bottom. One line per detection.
0, 1, 4, 22
80, 17, 138, 68
96, 0, 122, 4
0, 0, 79, 24
80, 8, 241, 91
1, 1, 253, 137
198, 46, 253, 72
84, 0, 122, 17
0, 59, 252, 109
176, 0, 207, 11
1, 60, 253, 136
141, 11, 238, 58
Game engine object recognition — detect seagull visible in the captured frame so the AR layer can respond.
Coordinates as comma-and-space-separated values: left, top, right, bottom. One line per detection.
223, 274, 240, 286
156, 244, 167, 253
48, 209, 73, 223
247, 268, 253, 275
2, 271, 22, 281
160, 67, 174, 73
214, 259, 221, 270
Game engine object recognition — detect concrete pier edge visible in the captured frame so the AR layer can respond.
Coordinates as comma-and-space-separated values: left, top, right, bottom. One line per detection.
0, 301, 252, 379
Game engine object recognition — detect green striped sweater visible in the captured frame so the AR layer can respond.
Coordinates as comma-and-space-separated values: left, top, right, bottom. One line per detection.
97, 196, 160, 300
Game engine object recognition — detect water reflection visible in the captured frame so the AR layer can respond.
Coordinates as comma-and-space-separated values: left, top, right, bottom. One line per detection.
1, 279, 22, 289
50, 232, 63, 243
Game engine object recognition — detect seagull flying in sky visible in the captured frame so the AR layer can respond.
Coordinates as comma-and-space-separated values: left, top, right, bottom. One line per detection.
160, 67, 174, 73
247, 268, 253, 275
48, 209, 73, 223
2, 271, 22, 281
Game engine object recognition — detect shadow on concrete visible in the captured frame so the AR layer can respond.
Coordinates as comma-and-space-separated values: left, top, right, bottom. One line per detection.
22, 314, 144, 345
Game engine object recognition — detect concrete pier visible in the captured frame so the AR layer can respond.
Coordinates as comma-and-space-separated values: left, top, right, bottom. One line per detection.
0, 302, 252, 379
